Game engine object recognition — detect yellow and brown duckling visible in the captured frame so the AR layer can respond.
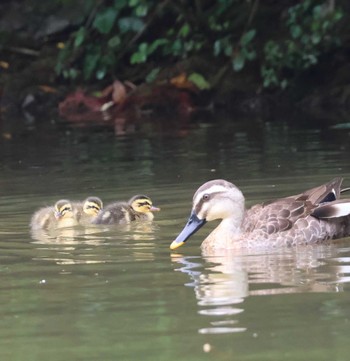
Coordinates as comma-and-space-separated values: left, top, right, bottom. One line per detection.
74, 196, 103, 225
92, 195, 160, 225
30, 199, 79, 230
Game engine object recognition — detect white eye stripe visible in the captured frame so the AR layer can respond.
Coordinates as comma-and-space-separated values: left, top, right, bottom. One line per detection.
193, 186, 227, 205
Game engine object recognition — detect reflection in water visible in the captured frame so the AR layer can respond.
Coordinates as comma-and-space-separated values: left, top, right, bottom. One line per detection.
172, 244, 350, 335
30, 222, 158, 265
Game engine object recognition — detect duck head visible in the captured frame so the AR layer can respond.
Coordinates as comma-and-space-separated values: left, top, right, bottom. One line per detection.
83, 196, 103, 216
129, 195, 160, 214
54, 199, 75, 220
170, 180, 245, 250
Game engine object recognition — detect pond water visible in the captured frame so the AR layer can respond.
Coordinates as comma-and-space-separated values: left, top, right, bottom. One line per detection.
0, 112, 350, 361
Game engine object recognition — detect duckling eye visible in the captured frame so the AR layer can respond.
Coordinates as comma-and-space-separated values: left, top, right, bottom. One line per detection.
87, 205, 99, 211
202, 194, 210, 201
138, 202, 151, 207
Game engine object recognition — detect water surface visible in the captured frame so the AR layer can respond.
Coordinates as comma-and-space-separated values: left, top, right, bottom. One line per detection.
1, 113, 350, 360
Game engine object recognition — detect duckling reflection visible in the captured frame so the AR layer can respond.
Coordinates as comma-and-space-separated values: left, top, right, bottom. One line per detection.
30, 199, 79, 230
31, 220, 159, 266
93, 195, 160, 225
172, 245, 345, 334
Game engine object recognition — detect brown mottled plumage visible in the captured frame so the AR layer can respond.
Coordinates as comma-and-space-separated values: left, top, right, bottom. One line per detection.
170, 178, 350, 251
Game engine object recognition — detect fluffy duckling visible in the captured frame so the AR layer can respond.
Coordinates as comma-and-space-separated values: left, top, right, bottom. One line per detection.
30, 199, 79, 230
74, 196, 103, 225
170, 178, 350, 251
93, 195, 160, 225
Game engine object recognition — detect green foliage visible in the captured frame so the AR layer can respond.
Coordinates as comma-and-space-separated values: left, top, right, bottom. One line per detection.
55, 0, 344, 90
262, 0, 343, 88
188, 73, 210, 90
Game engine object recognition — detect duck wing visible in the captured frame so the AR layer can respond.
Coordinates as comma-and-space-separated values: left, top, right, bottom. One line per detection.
243, 198, 311, 234
243, 178, 344, 235
312, 199, 350, 219
293, 177, 343, 204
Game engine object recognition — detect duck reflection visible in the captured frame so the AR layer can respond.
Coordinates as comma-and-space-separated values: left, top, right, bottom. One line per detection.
172, 244, 349, 335
30, 222, 158, 265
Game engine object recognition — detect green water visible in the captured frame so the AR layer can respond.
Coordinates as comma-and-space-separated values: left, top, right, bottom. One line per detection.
0, 114, 350, 360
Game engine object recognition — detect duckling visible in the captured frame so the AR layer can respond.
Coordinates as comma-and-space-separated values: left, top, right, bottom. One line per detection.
170, 178, 350, 251
74, 196, 103, 225
30, 199, 79, 230
93, 195, 160, 225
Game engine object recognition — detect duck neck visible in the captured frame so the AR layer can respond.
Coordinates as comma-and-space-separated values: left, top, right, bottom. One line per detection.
202, 215, 243, 250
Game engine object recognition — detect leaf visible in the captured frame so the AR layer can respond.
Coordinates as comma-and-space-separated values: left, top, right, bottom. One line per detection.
118, 17, 144, 33
188, 73, 210, 90
83, 52, 100, 80
290, 24, 302, 39
242, 47, 256, 61
147, 38, 169, 54
280, 79, 288, 89
93, 8, 118, 34
146, 68, 160, 83
311, 33, 321, 44
114, 0, 128, 10
130, 52, 145, 64
179, 23, 190, 37
74, 27, 86, 48
170, 73, 196, 91
171, 39, 183, 55
130, 43, 148, 64
213, 40, 221, 56
96, 67, 107, 80
108, 35, 121, 48
240, 29, 256, 46
224, 44, 232, 57
135, 5, 148, 16
232, 52, 245, 72
38, 85, 57, 93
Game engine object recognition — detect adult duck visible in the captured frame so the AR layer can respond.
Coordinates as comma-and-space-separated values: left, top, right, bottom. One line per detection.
170, 178, 350, 251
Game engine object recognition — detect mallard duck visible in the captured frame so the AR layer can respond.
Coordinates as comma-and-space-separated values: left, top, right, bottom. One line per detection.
170, 178, 350, 251
30, 199, 79, 230
74, 196, 103, 225
93, 195, 160, 225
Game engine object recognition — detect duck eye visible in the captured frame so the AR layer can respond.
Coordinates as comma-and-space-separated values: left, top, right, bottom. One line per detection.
202, 194, 210, 201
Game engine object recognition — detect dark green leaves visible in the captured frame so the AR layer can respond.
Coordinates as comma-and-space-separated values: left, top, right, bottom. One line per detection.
93, 8, 118, 34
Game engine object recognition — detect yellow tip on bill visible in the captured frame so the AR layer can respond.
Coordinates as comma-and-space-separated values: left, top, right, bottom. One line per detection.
170, 241, 185, 250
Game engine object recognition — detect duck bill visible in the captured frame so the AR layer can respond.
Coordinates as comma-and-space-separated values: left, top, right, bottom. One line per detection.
170, 211, 206, 250
54, 211, 62, 220
150, 206, 161, 212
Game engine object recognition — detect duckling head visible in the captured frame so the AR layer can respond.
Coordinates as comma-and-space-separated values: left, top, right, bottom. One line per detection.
83, 196, 103, 216
170, 179, 245, 250
54, 199, 75, 220
129, 195, 160, 214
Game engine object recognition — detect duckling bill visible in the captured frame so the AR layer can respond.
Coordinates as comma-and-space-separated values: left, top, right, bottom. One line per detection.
170, 178, 350, 250
93, 195, 160, 225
